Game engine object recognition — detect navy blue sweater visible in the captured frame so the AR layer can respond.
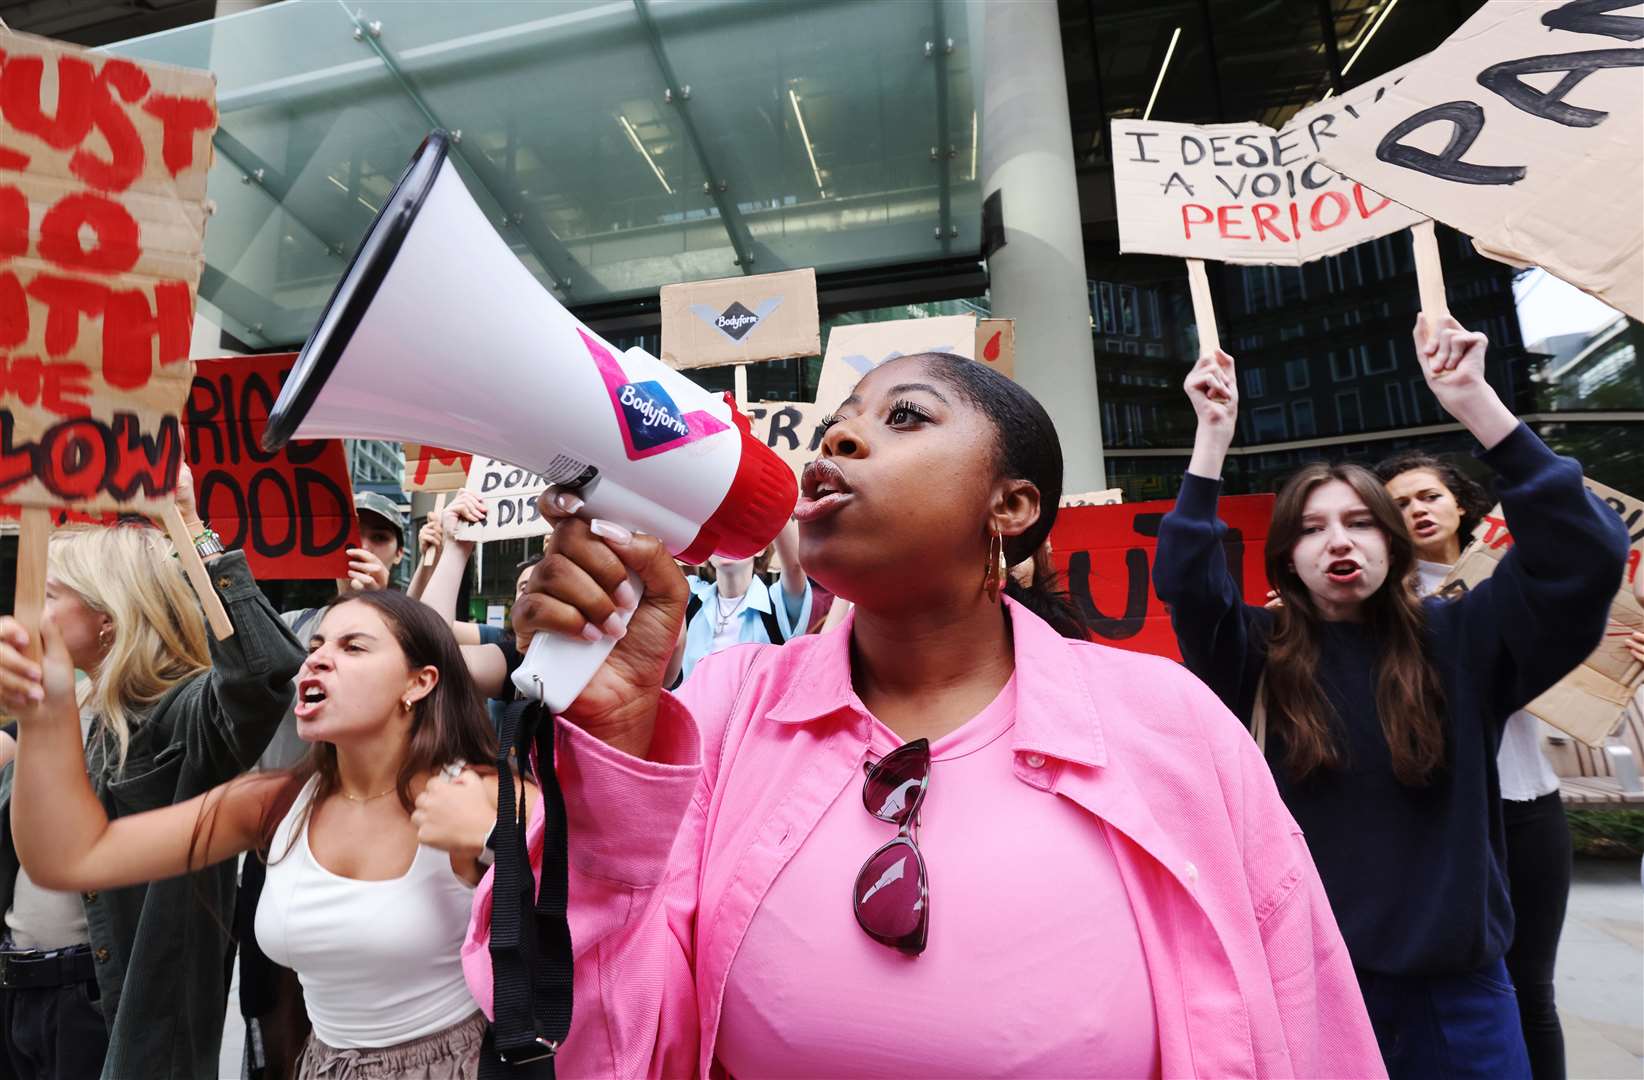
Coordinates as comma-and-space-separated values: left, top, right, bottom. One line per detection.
1153, 424, 1626, 977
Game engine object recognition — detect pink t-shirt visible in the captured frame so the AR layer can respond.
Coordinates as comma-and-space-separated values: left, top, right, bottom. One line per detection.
715, 676, 1162, 1078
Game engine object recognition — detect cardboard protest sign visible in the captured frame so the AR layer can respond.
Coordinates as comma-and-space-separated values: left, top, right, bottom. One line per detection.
661, 268, 820, 371
1440, 477, 1644, 746
453, 456, 552, 543
813, 315, 977, 415
187, 354, 357, 580
0, 31, 216, 516
403, 443, 472, 493
1050, 494, 1274, 661
1111, 68, 1422, 265
742, 399, 829, 485
1317, 1, 1643, 320
977, 319, 1015, 380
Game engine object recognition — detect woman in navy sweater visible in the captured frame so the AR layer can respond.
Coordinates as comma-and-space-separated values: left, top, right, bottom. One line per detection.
1154, 315, 1625, 1080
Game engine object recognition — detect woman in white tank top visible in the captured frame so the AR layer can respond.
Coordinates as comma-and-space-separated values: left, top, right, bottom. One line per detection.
2, 589, 522, 1079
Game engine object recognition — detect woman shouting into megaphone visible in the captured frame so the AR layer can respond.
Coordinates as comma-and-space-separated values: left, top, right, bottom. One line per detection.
469, 352, 1385, 1078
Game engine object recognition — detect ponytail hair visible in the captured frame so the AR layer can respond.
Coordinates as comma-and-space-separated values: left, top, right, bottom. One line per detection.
905, 352, 1090, 641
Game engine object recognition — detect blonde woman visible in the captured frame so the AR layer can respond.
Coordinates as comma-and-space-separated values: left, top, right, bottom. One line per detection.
0, 466, 303, 1080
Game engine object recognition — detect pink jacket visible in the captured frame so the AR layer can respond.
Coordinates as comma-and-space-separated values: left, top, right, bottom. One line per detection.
464, 600, 1385, 1078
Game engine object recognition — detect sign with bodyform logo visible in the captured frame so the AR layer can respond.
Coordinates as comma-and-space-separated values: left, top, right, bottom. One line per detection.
660, 267, 820, 370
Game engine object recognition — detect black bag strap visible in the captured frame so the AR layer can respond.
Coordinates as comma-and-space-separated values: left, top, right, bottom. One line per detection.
758, 605, 786, 646
479, 698, 572, 1078
685, 592, 703, 631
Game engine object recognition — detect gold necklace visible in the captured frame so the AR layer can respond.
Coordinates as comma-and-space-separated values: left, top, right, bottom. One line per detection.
339, 785, 395, 802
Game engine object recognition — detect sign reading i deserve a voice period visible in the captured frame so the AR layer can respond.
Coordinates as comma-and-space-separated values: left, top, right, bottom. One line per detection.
1111, 66, 1423, 266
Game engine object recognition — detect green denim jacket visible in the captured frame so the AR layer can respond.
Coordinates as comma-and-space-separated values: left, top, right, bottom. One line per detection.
0, 550, 304, 1079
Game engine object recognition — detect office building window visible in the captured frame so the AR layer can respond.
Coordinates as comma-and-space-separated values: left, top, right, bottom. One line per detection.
1285, 357, 1310, 390
1292, 400, 1316, 437
1246, 368, 1266, 399
1385, 383, 1407, 427
1330, 350, 1356, 381
1252, 404, 1288, 441
1336, 389, 1364, 433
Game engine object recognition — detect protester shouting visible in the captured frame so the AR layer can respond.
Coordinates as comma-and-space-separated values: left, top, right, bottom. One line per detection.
1375, 449, 1575, 1080
235, 489, 409, 1079
0, 466, 303, 1080
4, 589, 505, 1080
1153, 317, 1626, 1080
461, 352, 1383, 1077
669, 518, 811, 686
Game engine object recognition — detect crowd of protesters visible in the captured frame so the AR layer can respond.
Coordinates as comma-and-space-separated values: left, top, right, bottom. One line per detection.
0, 313, 1629, 1080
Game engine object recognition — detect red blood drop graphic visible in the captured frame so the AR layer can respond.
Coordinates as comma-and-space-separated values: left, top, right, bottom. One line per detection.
983, 330, 1001, 362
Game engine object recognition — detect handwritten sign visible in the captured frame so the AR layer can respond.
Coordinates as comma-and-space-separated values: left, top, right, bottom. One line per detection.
1317, 1, 1643, 320
813, 315, 977, 415
1050, 495, 1274, 660
187, 354, 357, 580
660, 268, 820, 371
453, 456, 552, 543
1441, 476, 1644, 746
0, 31, 215, 514
1111, 67, 1422, 265
403, 443, 472, 493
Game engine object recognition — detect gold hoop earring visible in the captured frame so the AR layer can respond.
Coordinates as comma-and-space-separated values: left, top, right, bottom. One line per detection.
98, 625, 113, 650
984, 530, 1006, 604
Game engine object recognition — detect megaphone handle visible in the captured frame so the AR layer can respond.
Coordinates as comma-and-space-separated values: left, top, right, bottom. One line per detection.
511, 570, 644, 713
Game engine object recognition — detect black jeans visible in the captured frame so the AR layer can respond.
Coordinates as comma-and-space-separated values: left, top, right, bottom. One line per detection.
1502, 791, 1572, 1080
0, 978, 109, 1080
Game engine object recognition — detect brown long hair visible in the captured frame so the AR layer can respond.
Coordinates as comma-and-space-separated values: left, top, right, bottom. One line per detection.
1262, 462, 1447, 785
255, 589, 497, 860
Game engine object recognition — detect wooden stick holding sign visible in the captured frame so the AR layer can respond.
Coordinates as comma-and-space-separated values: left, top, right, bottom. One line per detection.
161, 504, 234, 640
422, 493, 449, 567
733, 364, 750, 411
1410, 220, 1450, 323
13, 509, 50, 659
1186, 259, 1220, 356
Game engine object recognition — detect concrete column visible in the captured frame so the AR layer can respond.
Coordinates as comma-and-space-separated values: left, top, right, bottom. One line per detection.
979, 0, 1104, 490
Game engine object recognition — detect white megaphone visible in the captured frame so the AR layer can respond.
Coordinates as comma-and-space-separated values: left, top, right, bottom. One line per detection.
263, 131, 797, 712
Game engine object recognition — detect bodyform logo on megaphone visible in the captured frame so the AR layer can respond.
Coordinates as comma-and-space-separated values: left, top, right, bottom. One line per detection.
580, 330, 730, 459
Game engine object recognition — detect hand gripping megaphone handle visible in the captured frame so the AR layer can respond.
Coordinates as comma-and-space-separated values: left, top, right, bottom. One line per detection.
511, 569, 645, 713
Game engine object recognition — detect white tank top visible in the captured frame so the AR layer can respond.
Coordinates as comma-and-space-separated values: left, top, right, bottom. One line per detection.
254, 775, 479, 1048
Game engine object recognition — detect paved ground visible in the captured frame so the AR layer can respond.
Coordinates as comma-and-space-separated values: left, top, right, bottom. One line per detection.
1560, 856, 1644, 1080
216, 856, 1644, 1078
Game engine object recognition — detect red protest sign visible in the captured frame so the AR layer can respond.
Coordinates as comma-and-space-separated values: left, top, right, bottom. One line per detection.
0, 31, 215, 515
1051, 494, 1275, 661
187, 354, 358, 580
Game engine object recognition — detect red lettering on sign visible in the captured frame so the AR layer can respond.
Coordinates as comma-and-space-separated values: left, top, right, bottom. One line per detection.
43, 417, 107, 499
412, 446, 472, 486
1182, 204, 1214, 239
1479, 513, 1513, 549
140, 94, 215, 178
1353, 183, 1392, 219
102, 280, 190, 389
1309, 190, 1351, 232
1216, 205, 1250, 240
71, 59, 148, 193
0, 54, 95, 150
0, 273, 23, 349
25, 274, 108, 358
38, 192, 140, 273
0, 354, 92, 417
1251, 203, 1290, 243
0, 186, 24, 260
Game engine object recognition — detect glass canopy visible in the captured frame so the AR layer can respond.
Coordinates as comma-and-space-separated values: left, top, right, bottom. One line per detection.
105, 0, 983, 349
